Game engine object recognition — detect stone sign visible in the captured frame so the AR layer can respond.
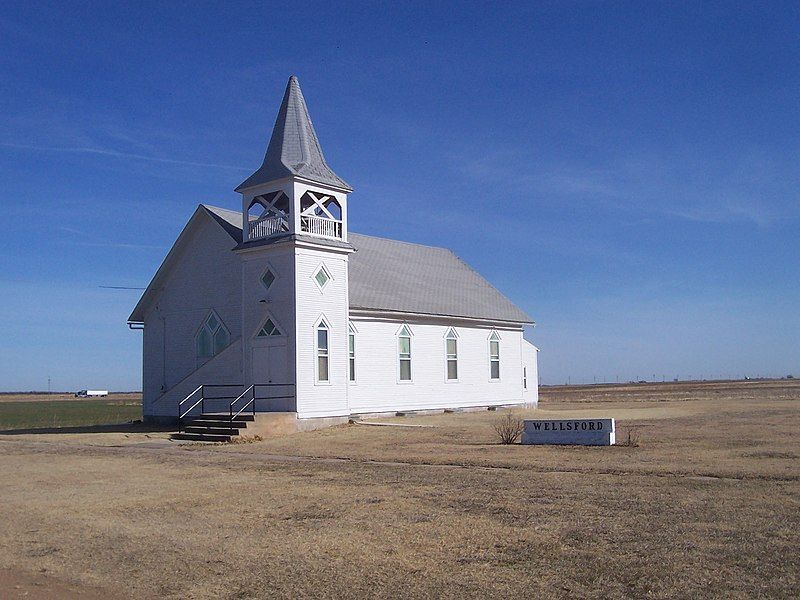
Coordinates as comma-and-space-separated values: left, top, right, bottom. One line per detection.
521, 418, 615, 446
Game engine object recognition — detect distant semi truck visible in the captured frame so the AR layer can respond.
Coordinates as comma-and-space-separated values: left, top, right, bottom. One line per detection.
74, 390, 109, 398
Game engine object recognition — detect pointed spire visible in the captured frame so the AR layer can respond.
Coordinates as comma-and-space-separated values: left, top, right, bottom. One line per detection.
236, 76, 352, 192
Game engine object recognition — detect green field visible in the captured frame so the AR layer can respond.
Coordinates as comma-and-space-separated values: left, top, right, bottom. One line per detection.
0, 397, 142, 431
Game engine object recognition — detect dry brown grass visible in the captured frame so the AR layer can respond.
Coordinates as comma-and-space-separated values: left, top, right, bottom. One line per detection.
0, 380, 797, 599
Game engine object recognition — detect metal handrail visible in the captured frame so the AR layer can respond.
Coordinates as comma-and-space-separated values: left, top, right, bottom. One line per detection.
177, 385, 204, 433
178, 383, 298, 436
180, 396, 204, 420
178, 385, 203, 411
227, 383, 296, 435
229, 385, 255, 434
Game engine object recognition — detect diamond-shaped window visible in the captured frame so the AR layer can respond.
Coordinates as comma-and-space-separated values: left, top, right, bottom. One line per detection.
257, 318, 281, 337
261, 268, 275, 291
314, 266, 330, 289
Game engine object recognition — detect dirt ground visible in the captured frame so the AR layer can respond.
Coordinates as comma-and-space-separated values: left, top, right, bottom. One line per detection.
0, 380, 797, 599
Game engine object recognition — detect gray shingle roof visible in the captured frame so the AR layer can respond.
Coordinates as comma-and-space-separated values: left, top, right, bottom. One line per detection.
204, 205, 533, 324
235, 76, 352, 192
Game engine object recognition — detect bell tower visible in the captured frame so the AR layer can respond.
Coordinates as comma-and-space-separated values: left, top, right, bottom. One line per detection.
236, 75, 352, 245
236, 76, 354, 420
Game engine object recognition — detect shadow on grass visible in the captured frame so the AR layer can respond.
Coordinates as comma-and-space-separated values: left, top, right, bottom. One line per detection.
0, 421, 174, 436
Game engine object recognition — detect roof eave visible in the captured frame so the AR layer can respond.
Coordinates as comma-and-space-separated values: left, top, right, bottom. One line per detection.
348, 307, 534, 327
128, 206, 217, 323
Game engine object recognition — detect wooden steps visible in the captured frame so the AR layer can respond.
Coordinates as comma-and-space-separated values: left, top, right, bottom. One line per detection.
171, 413, 255, 442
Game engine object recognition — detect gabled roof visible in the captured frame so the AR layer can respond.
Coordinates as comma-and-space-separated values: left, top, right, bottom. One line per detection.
345, 233, 533, 324
235, 76, 352, 193
202, 205, 533, 324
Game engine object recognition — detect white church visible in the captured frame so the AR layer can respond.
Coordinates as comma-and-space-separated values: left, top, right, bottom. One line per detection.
129, 76, 538, 438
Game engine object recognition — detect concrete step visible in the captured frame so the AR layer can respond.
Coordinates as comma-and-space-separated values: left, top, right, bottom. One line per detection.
197, 413, 255, 421
183, 426, 241, 436
171, 432, 232, 442
184, 419, 250, 429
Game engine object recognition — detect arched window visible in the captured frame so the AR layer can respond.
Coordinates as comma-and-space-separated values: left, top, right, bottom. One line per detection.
445, 328, 458, 381
196, 311, 230, 359
316, 318, 330, 382
398, 325, 412, 381
488, 331, 501, 381
348, 323, 356, 382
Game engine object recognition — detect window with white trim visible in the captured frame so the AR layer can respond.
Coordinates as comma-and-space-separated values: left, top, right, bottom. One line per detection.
313, 264, 331, 290
196, 311, 230, 359
489, 331, 501, 380
348, 323, 356, 382
445, 328, 458, 381
398, 325, 412, 381
260, 266, 276, 291
256, 317, 282, 337
523, 366, 527, 390
316, 319, 330, 382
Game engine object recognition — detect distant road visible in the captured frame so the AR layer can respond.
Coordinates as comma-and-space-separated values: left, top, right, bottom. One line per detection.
0, 392, 142, 404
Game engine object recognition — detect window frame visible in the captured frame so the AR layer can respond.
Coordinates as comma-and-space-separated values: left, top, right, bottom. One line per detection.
488, 330, 501, 382
523, 366, 527, 390
259, 262, 278, 292
444, 327, 459, 382
195, 310, 230, 362
314, 317, 331, 385
255, 313, 283, 338
397, 324, 413, 383
348, 322, 357, 384
312, 262, 332, 292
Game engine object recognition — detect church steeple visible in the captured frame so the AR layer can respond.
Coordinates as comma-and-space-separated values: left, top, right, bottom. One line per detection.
239, 76, 351, 245
236, 75, 351, 193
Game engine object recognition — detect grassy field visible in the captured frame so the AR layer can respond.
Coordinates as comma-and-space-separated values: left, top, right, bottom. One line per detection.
0, 380, 797, 599
0, 394, 141, 431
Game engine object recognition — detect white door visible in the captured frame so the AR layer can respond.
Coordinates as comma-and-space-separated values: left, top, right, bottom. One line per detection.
251, 344, 288, 384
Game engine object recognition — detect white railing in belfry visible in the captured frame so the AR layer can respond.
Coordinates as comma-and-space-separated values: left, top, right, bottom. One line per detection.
301, 215, 342, 238
250, 216, 288, 239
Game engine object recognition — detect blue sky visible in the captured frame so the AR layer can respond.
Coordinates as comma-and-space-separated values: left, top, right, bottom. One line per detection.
1, 1, 798, 390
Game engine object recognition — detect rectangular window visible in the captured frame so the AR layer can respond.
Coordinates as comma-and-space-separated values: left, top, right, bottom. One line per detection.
398, 328, 412, 381
489, 339, 500, 380
348, 331, 355, 382
446, 336, 458, 380
317, 326, 329, 382
523, 366, 527, 390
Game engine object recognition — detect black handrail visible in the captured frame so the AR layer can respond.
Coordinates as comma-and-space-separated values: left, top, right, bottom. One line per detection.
227, 383, 296, 436
177, 385, 204, 433
179, 383, 297, 437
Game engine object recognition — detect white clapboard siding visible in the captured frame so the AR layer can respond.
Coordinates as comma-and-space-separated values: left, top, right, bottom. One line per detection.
240, 244, 297, 405
142, 212, 243, 417
522, 339, 539, 406
347, 319, 527, 414
294, 246, 351, 418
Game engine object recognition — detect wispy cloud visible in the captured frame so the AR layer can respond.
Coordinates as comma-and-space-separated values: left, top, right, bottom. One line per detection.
449, 146, 800, 228
0, 142, 249, 172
